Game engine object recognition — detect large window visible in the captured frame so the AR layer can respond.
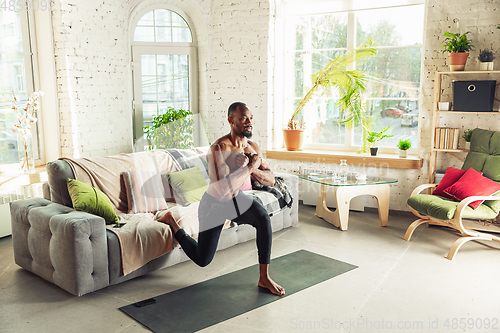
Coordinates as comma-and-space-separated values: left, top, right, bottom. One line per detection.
0, 10, 38, 165
131, 7, 197, 150
281, 0, 424, 153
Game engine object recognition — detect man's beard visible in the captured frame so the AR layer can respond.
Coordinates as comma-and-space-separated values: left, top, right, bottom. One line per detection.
243, 127, 252, 138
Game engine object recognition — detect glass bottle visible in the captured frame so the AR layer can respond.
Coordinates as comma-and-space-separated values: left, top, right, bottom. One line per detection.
339, 159, 348, 182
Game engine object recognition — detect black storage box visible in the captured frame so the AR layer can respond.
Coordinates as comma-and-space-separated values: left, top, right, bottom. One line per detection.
453, 80, 496, 112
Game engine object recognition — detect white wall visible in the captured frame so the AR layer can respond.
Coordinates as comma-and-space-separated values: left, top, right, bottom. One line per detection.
52, 0, 133, 158
51, 0, 271, 158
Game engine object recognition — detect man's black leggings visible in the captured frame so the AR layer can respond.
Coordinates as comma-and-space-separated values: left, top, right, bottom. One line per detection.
174, 191, 272, 267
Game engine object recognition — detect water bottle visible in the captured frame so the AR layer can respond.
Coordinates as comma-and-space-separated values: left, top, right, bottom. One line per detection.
339, 159, 348, 182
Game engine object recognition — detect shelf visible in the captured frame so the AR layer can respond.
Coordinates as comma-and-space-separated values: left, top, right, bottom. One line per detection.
433, 149, 469, 152
266, 149, 423, 169
436, 110, 500, 114
437, 70, 500, 75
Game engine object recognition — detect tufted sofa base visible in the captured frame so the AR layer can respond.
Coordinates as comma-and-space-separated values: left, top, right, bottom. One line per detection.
11, 174, 298, 296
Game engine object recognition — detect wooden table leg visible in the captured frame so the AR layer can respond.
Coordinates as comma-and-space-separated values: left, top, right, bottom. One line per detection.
371, 184, 390, 227
315, 183, 391, 231
316, 183, 341, 229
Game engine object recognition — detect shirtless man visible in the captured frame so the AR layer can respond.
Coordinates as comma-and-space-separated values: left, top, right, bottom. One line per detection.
156, 102, 285, 296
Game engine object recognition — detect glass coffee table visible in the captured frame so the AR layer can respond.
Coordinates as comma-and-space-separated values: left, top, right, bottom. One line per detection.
299, 172, 398, 231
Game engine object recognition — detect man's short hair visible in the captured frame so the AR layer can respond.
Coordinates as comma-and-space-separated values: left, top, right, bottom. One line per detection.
228, 102, 247, 118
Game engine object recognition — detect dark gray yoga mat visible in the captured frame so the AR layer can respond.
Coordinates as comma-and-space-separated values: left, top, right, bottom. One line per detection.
120, 249, 357, 333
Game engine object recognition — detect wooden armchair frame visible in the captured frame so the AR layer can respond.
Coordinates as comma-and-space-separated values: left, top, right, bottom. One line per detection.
404, 184, 500, 260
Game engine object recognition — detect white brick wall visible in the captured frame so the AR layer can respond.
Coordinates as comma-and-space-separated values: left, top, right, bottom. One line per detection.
52, 0, 271, 158
52, 0, 133, 158
421, 0, 500, 175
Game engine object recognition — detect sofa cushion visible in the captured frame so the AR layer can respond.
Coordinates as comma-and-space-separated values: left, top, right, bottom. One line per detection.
67, 178, 119, 225
443, 168, 500, 209
122, 170, 168, 214
432, 167, 466, 199
166, 166, 209, 206
462, 128, 500, 182
407, 194, 498, 220
46, 160, 76, 207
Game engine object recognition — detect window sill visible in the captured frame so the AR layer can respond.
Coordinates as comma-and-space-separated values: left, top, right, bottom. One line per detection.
266, 149, 423, 169
0, 164, 48, 191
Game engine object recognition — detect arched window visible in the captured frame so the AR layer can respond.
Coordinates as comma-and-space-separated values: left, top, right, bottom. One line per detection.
131, 7, 197, 150
134, 9, 192, 43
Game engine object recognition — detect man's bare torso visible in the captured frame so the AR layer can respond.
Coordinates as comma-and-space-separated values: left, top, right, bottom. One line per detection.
205, 134, 258, 199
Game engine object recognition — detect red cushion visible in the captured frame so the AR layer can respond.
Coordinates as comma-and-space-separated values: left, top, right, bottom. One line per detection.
433, 167, 466, 199
443, 168, 500, 209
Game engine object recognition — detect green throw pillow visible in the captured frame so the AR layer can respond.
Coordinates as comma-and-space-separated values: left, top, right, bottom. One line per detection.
166, 166, 209, 206
67, 178, 118, 225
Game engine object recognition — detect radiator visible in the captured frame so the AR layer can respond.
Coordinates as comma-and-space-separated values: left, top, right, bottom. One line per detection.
0, 183, 46, 238
300, 168, 365, 212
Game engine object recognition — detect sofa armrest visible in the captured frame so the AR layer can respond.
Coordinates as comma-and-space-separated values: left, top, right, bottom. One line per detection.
10, 197, 109, 296
276, 172, 299, 226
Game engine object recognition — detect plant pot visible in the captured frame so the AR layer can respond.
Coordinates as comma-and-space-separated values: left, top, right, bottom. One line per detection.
465, 141, 470, 150
370, 147, 378, 156
399, 149, 408, 158
479, 62, 494, 71
448, 52, 469, 71
283, 129, 305, 151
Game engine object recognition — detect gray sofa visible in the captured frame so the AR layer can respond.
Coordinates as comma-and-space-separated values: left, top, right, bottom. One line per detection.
10, 148, 298, 296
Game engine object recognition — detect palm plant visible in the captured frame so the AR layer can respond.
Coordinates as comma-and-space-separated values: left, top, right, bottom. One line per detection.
286, 38, 378, 137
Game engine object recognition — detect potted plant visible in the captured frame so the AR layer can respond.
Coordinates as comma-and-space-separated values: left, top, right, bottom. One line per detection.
478, 49, 495, 71
143, 107, 194, 150
283, 38, 377, 151
397, 139, 412, 158
441, 30, 474, 71
367, 126, 393, 156
462, 128, 473, 150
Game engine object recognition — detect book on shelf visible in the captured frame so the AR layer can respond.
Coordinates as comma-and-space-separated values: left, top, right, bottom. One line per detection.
434, 127, 459, 149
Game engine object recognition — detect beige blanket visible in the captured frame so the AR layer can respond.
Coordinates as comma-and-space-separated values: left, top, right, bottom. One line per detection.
110, 203, 232, 275
61, 150, 179, 212
61, 151, 182, 275
109, 202, 201, 275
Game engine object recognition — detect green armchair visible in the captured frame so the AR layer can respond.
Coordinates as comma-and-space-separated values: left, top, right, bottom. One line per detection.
405, 128, 500, 260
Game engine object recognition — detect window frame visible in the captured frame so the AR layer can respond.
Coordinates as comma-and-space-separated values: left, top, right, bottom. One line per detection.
0, 8, 44, 168
130, 5, 198, 150
275, 0, 424, 154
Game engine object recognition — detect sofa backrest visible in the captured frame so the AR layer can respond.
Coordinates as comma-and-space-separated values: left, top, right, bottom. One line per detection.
462, 128, 500, 181
46, 159, 76, 208
46, 147, 210, 211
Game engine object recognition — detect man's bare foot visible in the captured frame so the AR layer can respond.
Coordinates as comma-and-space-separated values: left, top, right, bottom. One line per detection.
155, 211, 181, 234
258, 276, 285, 296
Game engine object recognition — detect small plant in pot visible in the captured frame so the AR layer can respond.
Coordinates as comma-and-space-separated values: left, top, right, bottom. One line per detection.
367, 126, 393, 156
441, 30, 474, 71
283, 38, 377, 151
478, 49, 495, 71
462, 128, 473, 150
397, 139, 411, 158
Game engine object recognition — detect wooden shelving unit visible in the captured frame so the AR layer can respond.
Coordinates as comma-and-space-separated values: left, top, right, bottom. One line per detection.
429, 70, 500, 183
